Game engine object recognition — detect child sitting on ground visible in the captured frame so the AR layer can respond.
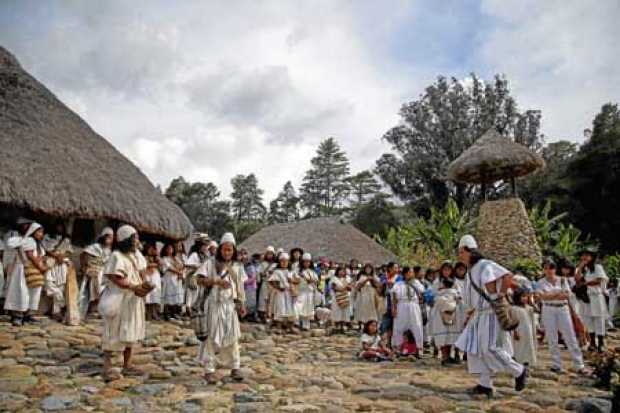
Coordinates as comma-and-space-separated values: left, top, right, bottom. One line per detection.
398, 329, 419, 358
359, 320, 393, 361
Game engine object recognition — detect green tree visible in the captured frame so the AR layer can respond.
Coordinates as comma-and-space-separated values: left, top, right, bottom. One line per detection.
346, 170, 382, 208
300, 137, 351, 216
164, 176, 233, 238
230, 174, 267, 222
565, 103, 620, 252
268, 181, 300, 224
351, 194, 399, 240
375, 74, 543, 214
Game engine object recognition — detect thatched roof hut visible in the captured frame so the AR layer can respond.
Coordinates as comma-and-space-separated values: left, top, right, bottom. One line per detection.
447, 129, 545, 184
239, 217, 397, 264
0, 46, 192, 240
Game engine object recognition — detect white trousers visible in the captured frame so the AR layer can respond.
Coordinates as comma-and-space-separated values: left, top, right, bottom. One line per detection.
468, 351, 523, 388
583, 315, 606, 336
542, 305, 584, 370
204, 339, 240, 374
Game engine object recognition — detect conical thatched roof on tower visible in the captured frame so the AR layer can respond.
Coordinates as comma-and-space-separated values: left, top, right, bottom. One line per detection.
0, 46, 192, 239
447, 129, 545, 184
239, 217, 397, 264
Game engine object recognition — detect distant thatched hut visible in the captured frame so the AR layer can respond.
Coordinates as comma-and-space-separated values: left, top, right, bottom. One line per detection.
239, 217, 397, 264
0, 46, 192, 242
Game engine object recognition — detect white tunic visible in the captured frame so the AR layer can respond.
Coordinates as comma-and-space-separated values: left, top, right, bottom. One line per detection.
392, 279, 425, 348
4, 237, 44, 312
429, 284, 462, 346
257, 261, 276, 312
511, 305, 537, 366
161, 255, 185, 305
330, 276, 351, 322
585, 264, 608, 317
185, 252, 207, 309
269, 268, 297, 321
143, 255, 162, 305
354, 275, 380, 323
101, 251, 146, 351
455, 259, 516, 373
295, 268, 318, 319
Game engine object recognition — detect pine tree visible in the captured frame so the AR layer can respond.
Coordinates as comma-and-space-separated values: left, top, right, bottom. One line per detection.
269, 181, 300, 223
300, 137, 351, 216
346, 170, 382, 207
230, 174, 266, 221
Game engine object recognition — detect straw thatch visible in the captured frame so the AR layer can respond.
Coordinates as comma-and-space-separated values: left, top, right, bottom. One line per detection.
447, 129, 545, 184
0, 46, 192, 239
239, 217, 397, 264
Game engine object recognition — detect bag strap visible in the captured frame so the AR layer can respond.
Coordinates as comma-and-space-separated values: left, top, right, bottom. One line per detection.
467, 268, 493, 305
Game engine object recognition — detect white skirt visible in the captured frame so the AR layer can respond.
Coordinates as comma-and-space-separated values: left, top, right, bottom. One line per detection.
392, 300, 423, 348
4, 264, 42, 312
295, 289, 315, 319
354, 288, 378, 323
331, 297, 351, 322
162, 273, 184, 305
101, 286, 146, 351
429, 305, 461, 346
144, 271, 162, 305
272, 290, 297, 321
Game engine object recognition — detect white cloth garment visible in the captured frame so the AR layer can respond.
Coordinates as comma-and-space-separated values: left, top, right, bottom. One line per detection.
511, 306, 538, 366
257, 261, 275, 312
144, 256, 162, 305
161, 255, 185, 305
391, 279, 425, 349
269, 268, 297, 321
584, 264, 608, 335
608, 285, 618, 327
354, 275, 379, 323
101, 251, 146, 352
4, 236, 44, 312
185, 252, 207, 309
455, 259, 524, 385
330, 276, 351, 322
429, 281, 461, 347
295, 268, 318, 320
195, 259, 246, 373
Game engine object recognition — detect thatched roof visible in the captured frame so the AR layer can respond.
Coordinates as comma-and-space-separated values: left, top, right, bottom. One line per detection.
239, 217, 397, 264
0, 46, 192, 239
447, 129, 545, 184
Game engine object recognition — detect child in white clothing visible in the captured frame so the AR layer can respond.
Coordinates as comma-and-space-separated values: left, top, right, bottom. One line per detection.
511, 288, 537, 367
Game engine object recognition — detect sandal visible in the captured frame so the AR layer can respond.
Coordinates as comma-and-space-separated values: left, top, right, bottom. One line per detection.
230, 369, 244, 382
103, 369, 123, 382
204, 373, 218, 385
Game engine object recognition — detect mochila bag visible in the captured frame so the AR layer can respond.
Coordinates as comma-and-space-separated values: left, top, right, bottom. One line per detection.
24, 262, 45, 288
468, 272, 519, 331
335, 290, 350, 309
98, 286, 124, 318
191, 285, 209, 341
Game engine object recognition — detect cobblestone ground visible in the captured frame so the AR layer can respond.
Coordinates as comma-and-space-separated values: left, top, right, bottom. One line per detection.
0, 315, 615, 412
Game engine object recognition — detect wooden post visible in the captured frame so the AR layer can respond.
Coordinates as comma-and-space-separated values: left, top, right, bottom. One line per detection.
511, 177, 517, 196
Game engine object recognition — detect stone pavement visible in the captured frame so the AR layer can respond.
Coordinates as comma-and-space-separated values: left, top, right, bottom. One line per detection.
0, 316, 614, 412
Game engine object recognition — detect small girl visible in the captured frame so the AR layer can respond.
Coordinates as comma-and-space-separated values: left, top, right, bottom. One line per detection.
330, 266, 352, 333
399, 330, 419, 358
359, 320, 393, 361
268, 253, 297, 332
511, 288, 537, 367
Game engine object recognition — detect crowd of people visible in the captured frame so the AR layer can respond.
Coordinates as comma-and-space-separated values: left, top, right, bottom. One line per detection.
0, 218, 617, 395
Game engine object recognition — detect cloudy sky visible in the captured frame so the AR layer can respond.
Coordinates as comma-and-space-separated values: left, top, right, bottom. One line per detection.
1, 0, 619, 201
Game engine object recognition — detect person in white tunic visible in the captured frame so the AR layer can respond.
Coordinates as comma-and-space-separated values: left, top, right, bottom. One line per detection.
4, 222, 48, 326
269, 253, 298, 331
510, 288, 538, 367
353, 263, 380, 328
257, 246, 277, 321
42, 225, 74, 321
331, 266, 352, 332
294, 253, 318, 330
391, 266, 425, 355
79, 227, 113, 318
142, 242, 162, 321
289, 248, 303, 274
576, 247, 609, 352
161, 242, 185, 320
430, 264, 462, 365
608, 278, 618, 329
455, 235, 528, 397
536, 260, 585, 373
453, 262, 468, 362
99, 225, 146, 381
185, 236, 210, 316
195, 232, 246, 384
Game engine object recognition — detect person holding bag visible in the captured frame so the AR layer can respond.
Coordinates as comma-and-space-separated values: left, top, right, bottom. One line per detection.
100, 225, 148, 382
455, 235, 528, 397
536, 259, 586, 374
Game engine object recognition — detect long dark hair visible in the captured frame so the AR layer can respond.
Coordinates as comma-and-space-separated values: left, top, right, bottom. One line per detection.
215, 244, 238, 263
557, 258, 576, 277
363, 320, 377, 335
118, 235, 135, 254
160, 242, 176, 258
465, 247, 485, 267
189, 240, 208, 260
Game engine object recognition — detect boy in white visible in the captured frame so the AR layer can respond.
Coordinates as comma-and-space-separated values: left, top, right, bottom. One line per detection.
195, 233, 246, 384
576, 247, 608, 352
269, 253, 297, 330
455, 235, 527, 397
536, 260, 585, 373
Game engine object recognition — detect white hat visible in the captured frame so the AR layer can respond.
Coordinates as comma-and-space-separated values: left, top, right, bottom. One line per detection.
194, 232, 209, 241
220, 232, 236, 246
276, 248, 284, 254
117, 225, 137, 242
25, 222, 42, 238
266, 246, 275, 253
279, 252, 290, 261
458, 234, 478, 249
302, 252, 312, 261
209, 240, 218, 248
99, 227, 114, 239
